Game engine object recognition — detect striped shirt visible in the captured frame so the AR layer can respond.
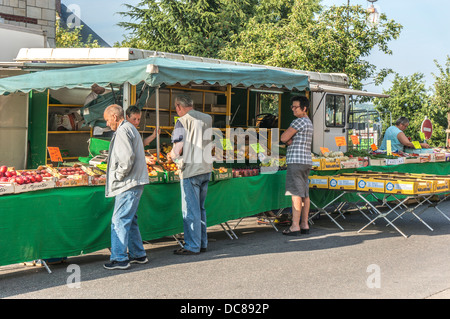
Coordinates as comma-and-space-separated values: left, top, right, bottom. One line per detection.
286, 117, 313, 165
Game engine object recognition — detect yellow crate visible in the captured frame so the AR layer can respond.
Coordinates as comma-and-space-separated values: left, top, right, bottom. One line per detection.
321, 158, 341, 170
357, 177, 386, 193
312, 159, 322, 170
328, 175, 356, 190
384, 179, 433, 195
308, 175, 329, 189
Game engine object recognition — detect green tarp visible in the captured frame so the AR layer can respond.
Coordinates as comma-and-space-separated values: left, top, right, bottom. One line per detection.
1, 162, 449, 267
0, 57, 309, 95
0, 171, 291, 267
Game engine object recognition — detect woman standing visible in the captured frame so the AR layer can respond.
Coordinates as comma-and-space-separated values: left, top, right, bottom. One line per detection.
280, 96, 313, 236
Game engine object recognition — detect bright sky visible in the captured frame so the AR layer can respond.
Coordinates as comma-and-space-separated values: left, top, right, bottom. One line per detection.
62, 0, 450, 94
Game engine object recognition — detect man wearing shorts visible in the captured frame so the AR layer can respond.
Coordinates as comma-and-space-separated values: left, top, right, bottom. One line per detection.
280, 96, 313, 235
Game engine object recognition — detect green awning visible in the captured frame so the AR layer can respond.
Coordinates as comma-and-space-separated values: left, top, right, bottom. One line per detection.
0, 57, 309, 95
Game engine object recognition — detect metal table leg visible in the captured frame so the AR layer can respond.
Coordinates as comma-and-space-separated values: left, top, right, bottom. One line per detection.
357, 192, 408, 238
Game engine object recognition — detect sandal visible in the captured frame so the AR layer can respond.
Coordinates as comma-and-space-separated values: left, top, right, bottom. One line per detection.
173, 248, 200, 255
282, 228, 301, 236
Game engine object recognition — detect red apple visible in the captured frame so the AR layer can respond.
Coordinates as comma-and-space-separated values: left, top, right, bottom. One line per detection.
15, 176, 24, 185
0, 166, 7, 174
35, 175, 43, 182
29, 175, 36, 183
0, 177, 8, 182
5, 171, 12, 178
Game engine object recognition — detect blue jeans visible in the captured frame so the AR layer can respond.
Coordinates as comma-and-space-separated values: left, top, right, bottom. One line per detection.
110, 185, 146, 262
180, 173, 211, 253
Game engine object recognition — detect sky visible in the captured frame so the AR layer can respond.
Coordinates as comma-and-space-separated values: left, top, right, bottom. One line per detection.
61, 0, 450, 94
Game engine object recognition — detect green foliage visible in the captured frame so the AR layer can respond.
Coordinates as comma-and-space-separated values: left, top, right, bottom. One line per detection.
373, 73, 446, 147
117, 1, 401, 91
55, 18, 101, 48
117, 0, 256, 57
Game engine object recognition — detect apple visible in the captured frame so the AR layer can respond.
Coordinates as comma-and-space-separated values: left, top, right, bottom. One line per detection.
29, 175, 36, 183
5, 171, 12, 178
0, 177, 8, 182
15, 176, 24, 185
35, 175, 43, 182
0, 166, 7, 174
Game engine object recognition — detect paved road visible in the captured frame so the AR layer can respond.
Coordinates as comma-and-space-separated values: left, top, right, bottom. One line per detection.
1, 199, 449, 301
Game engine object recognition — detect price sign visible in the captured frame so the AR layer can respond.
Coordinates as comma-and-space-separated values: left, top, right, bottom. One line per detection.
419, 132, 426, 141
220, 138, 233, 150
370, 144, 378, 151
47, 147, 63, 163
335, 136, 347, 147
320, 147, 330, 155
412, 141, 422, 149
250, 143, 265, 153
386, 140, 392, 155
350, 135, 360, 145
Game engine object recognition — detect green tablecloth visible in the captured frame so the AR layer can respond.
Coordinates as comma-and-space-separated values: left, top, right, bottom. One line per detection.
0, 171, 290, 267
1, 162, 449, 267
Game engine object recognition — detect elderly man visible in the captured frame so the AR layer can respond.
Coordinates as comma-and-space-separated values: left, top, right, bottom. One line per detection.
103, 104, 149, 270
167, 94, 213, 255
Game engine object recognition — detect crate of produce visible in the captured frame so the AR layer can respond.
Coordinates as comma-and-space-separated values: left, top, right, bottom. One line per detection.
357, 176, 386, 193
213, 167, 233, 181
328, 175, 357, 190
312, 158, 322, 170
320, 158, 341, 170
308, 175, 329, 189
165, 170, 181, 183
14, 179, 56, 193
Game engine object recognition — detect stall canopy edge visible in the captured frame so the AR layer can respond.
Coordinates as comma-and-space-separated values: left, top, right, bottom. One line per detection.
0, 57, 310, 95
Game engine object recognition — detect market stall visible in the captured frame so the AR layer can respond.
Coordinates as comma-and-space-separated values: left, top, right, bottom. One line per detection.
1, 51, 449, 268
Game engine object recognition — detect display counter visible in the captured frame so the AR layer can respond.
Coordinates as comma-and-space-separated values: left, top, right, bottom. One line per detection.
0, 171, 290, 267
1, 162, 449, 267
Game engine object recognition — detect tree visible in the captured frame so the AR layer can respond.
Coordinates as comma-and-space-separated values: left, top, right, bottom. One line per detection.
431, 56, 450, 128
219, 2, 402, 90
373, 73, 445, 147
117, 0, 256, 57
55, 18, 101, 48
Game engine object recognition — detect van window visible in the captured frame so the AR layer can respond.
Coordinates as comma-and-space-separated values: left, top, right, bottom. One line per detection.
325, 94, 345, 127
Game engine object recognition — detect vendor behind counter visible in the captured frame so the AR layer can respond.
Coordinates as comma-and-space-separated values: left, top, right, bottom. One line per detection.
379, 117, 430, 152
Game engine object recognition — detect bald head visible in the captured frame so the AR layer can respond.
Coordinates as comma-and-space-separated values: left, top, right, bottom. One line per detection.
104, 104, 125, 131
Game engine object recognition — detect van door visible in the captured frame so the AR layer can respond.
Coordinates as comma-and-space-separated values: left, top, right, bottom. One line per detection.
323, 94, 347, 152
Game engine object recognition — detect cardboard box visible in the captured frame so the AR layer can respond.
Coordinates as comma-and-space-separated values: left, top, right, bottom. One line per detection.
213, 168, 233, 181
328, 175, 357, 190
433, 153, 446, 162
55, 175, 89, 187
0, 183, 15, 196
321, 158, 341, 170
404, 157, 420, 164
89, 175, 107, 186
308, 175, 329, 189
148, 171, 165, 184
340, 160, 359, 169
369, 158, 385, 166
14, 179, 55, 193
165, 170, 181, 183
357, 177, 386, 193
312, 159, 322, 170
384, 179, 433, 195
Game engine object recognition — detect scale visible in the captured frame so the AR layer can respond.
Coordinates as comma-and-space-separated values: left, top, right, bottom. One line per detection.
89, 155, 108, 166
